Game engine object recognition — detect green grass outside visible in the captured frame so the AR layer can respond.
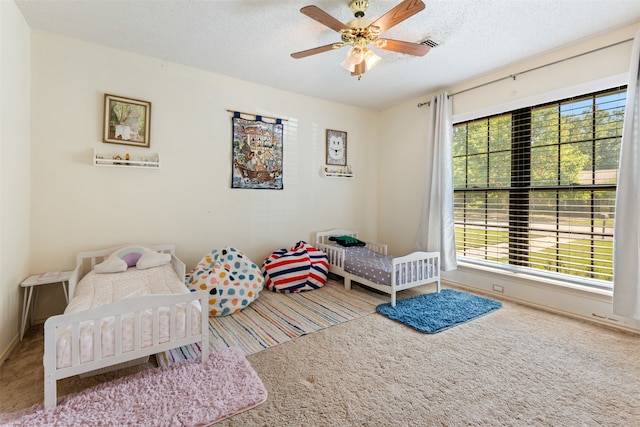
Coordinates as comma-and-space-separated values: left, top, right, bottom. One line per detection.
456, 227, 613, 281
455, 227, 545, 248
529, 239, 613, 280
455, 228, 508, 248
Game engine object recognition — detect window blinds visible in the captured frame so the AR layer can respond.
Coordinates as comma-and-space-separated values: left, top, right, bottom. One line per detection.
453, 88, 626, 286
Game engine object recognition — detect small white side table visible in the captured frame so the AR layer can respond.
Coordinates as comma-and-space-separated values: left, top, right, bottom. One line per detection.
20, 271, 73, 340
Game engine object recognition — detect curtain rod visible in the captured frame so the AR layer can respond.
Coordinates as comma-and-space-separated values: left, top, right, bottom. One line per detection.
226, 109, 288, 122
417, 37, 634, 108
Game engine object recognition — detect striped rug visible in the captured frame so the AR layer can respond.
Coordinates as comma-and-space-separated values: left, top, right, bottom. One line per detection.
157, 280, 387, 366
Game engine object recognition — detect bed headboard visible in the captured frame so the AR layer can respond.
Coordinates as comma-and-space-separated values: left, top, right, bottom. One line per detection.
315, 229, 359, 245
75, 244, 176, 275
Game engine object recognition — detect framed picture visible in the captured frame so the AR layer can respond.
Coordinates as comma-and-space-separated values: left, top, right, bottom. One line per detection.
326, 129, 347, 166
103, 94, 151, 147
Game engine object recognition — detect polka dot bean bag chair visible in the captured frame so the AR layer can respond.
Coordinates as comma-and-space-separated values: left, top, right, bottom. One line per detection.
186, 247, 264, 316
262, 241, 329, 293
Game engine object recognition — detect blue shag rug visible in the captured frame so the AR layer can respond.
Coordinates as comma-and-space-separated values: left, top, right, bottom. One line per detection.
376, 289, 502, 333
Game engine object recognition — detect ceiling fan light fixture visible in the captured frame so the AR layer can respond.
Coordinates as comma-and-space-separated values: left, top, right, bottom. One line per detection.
363, 48, 381, 70
341, 46, 364, 72
340, 58, 356, 72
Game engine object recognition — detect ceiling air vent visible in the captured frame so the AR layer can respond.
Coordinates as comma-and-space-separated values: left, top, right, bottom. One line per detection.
419, 38, 440, 48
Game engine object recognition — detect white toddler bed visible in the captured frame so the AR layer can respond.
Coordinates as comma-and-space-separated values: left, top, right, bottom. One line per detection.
43, 244, 209, 409
315, 229, 440, 306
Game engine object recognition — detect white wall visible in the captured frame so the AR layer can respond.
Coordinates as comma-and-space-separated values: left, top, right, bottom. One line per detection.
5, 13, 639, 354
0, 1, 31, 357
378, 22, 640, 333
27, 32, 379, 320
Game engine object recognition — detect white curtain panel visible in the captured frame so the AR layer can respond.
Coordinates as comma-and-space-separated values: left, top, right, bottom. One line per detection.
415, 92, 457, 271
613, 30, 640, 319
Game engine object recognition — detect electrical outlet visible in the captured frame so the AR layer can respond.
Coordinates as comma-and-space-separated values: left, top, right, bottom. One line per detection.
492, 284, 504, 293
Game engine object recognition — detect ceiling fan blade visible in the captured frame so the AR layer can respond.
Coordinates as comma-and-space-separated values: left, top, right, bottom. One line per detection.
351, 61, 366, 77
371, 0, 425, 33
376, 38, 430, 56
300, 5, 349, 32
291, 43, 339, 59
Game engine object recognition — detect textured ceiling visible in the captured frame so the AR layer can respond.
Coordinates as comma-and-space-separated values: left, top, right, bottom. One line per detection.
14, 0, 640, 110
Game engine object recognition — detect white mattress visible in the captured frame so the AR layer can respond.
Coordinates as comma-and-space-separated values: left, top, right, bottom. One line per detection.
56, 264, 201, 368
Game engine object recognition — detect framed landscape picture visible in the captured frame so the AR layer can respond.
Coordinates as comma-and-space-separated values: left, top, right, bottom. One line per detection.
103, 94, 151, 147
326, 129, 347, 166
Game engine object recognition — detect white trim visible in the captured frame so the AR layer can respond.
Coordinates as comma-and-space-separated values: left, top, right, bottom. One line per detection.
453, 73, 629, 123
445, 277, 640, 335
455, 260, 613, 297
457, 258, 613, 294
443, 263, 640, 334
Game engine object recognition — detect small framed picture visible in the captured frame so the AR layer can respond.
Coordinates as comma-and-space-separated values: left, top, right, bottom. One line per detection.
326, 129, 347, 166
103, 94, 151, 147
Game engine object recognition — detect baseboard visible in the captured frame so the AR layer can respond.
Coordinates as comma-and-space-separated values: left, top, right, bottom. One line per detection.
443, 277, 640, 335
0, 333, 20, 368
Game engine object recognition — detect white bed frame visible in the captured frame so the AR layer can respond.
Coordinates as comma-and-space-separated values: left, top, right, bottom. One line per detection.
315, 229, 441, 306
43, 244, 209, 409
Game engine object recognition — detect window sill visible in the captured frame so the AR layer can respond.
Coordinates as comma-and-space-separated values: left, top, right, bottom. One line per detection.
451, 260, 613, 300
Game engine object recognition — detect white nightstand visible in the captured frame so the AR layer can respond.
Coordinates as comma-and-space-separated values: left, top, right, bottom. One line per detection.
20, 270, 73, 340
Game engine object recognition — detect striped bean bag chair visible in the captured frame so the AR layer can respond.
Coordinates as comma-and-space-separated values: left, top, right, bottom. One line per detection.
262, 241, 329, 293
186, 247, 264, 316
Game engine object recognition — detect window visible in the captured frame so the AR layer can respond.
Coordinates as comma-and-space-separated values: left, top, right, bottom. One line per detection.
453, 87, 626, 288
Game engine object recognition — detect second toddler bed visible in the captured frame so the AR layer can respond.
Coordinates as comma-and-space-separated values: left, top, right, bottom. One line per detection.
315, 229, 440, 306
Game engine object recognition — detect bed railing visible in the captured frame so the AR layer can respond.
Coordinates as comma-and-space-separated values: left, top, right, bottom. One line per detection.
365, 241, 387, 255
392, 252, 440, 289
316, 243, 345, 269
315, 229, 387, 255
315, 229, 359, 245
43, 290, 209, 409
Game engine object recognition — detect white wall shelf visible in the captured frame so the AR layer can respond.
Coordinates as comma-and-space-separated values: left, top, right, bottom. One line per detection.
324, 172, 354, 179
93, 149, 160, 169
321, 165, 353, 179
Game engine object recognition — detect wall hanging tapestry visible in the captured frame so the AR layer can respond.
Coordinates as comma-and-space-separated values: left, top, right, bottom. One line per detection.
231, 112, 284, 190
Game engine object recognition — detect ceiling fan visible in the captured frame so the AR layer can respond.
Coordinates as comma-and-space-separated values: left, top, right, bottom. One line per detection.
291, 0, 430, 79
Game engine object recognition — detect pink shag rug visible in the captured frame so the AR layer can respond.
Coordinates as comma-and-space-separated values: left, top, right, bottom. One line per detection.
0, 347, 267, 427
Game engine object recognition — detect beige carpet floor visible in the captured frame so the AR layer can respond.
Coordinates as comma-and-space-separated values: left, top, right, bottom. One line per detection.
1, 283, 639, 426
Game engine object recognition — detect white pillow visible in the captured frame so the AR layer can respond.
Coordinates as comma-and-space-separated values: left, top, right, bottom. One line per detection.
94, 257, 128, 274
136, 250, 171, 270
